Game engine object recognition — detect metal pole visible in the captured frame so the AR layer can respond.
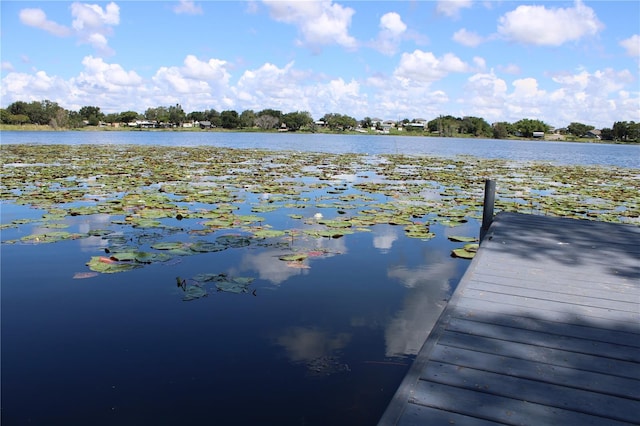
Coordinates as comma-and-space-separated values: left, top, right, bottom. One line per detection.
481, 179, 496, 239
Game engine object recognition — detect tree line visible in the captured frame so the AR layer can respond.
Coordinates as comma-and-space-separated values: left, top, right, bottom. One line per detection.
1, 99, 638, 142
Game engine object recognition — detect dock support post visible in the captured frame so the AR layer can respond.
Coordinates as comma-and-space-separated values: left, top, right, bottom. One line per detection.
480, 179, 496, 241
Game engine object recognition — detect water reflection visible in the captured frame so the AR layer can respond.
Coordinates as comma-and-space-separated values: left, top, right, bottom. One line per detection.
275, 326, 352, 376
372, 225, 399, 253
385, 253, 455, 357
238, 236, 347, 285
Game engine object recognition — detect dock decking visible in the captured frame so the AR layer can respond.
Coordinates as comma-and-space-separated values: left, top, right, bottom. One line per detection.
379, 212, 640, 426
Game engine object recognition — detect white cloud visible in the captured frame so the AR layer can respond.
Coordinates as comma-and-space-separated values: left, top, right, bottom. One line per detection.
620, 34, 640, 57
436, 0, 472, 18
19, 8, 72, 37
70, 2, 120, 54
498, 0, 603, 46
473, 56, 486, 70
394, 50, 470, 85
373, 12, 407, 55
463, 71, 508, 122
173, 0, 203, 15
263, 0, 357, 51
452, 28, 484, 47
1, 62, 14, 71
77, 56, 143, 87
1, 71, 69, 106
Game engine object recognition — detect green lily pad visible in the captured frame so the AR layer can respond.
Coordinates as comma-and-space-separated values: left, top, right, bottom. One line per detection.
86, 256, 142, 273
252, 229, 286, 239
448, 235, 478, 242
151, 241, 185, 250
182, 285, 207, 301
21, 231, 85, 244
451, 243, 479, 259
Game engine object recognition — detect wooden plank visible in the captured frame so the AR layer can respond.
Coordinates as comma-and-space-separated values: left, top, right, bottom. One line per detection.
445, 317, 640, 362
455, 297, 640, 334
429, 345, 640, 399
407, 381, 633, 426
464, 281, 639, 312
398, 404, 511, 426
466, 273, 639, 301
460, 288, 639, 323
452, 306, 640, 348
417, 363, 640, 423
437, 331, 640, 380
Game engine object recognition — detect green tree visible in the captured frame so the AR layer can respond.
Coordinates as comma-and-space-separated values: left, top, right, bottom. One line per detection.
204, 109, 221, 127
321, 113, 357, 131
281, 111, 313, 131
460, 116, 492, 137
120, 111, 139, 124
360, 117, 373, 129
600, 127, 613, 141
512, 118, 550, 138
492, 122, 511, 139
220, 110, 240, 129
79, 106, 102, 121
567, 122, 594, 137
239, 110, 256, 128
168, 104, 186, 126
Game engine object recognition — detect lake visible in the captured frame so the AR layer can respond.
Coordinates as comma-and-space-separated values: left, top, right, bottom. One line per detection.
3, 130, 639, 167
1, 132, 638, 426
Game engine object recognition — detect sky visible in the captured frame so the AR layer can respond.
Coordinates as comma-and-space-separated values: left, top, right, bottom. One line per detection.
1, 0, 639, 129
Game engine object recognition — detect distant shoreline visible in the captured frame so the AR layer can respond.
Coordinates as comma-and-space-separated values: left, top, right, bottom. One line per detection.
0, 124, 635, 145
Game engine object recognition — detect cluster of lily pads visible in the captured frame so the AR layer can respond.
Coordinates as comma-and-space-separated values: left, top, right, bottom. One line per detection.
1, 144, 638, 278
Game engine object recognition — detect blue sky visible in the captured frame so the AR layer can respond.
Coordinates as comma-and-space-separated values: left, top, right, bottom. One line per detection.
1, 0, 638, 129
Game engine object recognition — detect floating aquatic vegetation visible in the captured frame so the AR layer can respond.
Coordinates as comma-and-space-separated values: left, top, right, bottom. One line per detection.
448, 235, 479, 243
20, 231, 86, 244
1, 144, 638, 277
451, 243, 479, 259
86, 256, 142, 273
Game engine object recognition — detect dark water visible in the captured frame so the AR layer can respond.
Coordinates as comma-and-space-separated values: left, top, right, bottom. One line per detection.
3, 130, 638, 167
1, 132, 636, 425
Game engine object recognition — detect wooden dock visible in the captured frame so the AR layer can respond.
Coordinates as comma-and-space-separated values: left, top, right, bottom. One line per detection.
379, 212, 640, 426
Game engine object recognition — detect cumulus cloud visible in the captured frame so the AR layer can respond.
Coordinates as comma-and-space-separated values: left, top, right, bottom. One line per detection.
76, 56, 143, 88
436, 0, 472, 18
263, 0, 357, 51
463, 71, 508, 122
452, 28, 484, 47
1, 71, 69, 106
173, 0, 203, 15
19, 8, 72, 37
374, 12, 407, 55
620, 34, 640, 57
394, 50, 470, 85
498, 0, 603, 46
19, 3, 119, 55
152, 55, 231, 103
1, 62, 14, 71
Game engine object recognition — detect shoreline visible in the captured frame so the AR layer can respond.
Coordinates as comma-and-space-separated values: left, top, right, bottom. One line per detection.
0, 124, 632, 145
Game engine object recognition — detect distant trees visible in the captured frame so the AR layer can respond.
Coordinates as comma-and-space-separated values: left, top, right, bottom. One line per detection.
567, 122, 594, 137
492, 122, 512, 139
255, 109, 282, 130
220, 110, 240, 129
79, 106, 103, 126
321, 113, 357, 131
281, 111, 313, 131
512, 118, 551, 138
1, 98, 637, 143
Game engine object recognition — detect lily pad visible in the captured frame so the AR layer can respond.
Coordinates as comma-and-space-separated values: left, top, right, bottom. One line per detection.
448, 235, 478, 242
86, 256, 142, 273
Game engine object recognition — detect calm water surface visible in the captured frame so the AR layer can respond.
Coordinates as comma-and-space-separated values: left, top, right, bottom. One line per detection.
1, 132, 637, 425
3, 130, 638, 167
